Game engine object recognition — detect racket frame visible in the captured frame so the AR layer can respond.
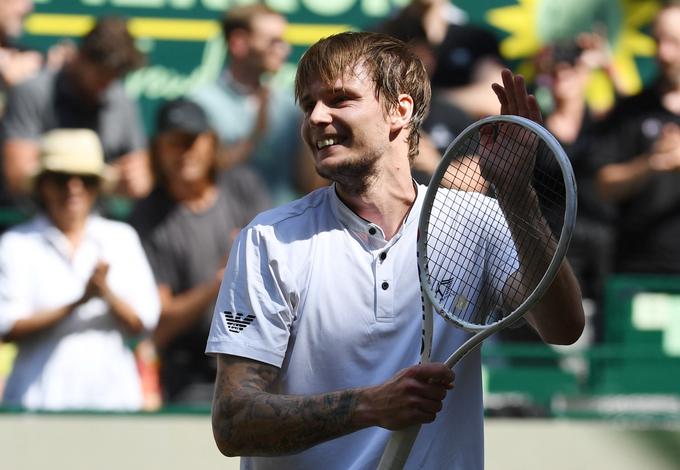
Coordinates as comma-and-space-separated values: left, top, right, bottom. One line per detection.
420, 115, 576, 365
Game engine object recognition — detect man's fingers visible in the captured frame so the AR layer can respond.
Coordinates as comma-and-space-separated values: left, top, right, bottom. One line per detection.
491, 83, 508, 114
399, 406, 438, 425
501, 69, 518, 113
527, 95, 544, 124
493, 68, 543, 124
405, 363, 455, 385
376, 363, 456, 430
513, 74, 531, 117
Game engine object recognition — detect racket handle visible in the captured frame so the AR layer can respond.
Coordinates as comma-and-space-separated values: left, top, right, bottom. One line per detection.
376, 424, 422, 470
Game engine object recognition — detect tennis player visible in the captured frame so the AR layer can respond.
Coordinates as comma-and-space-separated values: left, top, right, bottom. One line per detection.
205, 31, 584, 469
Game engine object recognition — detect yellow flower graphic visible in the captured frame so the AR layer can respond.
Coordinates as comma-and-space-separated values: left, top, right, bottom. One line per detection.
487, 0, 660, 111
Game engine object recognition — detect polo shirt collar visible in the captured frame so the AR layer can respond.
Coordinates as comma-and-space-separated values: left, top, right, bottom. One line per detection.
37, 214, 101, 261
219, 70, 256, 96
328, 182, 424, 248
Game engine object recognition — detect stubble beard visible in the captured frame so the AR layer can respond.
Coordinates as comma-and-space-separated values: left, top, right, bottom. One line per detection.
316, 150, 380, 197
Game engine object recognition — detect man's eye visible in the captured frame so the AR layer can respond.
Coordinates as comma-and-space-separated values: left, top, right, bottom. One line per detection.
331, 95, 349, 106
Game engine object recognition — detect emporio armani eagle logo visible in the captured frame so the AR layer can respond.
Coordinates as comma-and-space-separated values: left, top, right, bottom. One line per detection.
222, 311, 256, 333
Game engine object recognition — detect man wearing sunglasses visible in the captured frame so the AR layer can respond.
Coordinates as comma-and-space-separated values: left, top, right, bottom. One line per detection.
0, 128, 160, 411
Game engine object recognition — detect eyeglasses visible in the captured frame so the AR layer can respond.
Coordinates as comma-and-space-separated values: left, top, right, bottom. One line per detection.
43, 171, 101, 189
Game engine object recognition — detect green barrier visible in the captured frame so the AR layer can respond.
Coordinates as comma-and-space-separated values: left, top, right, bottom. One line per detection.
588, 275, 680, 396
603, 275, 680, 351
481, 286, 680, 418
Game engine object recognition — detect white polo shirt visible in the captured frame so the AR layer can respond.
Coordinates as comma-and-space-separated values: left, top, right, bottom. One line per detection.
0, 215, 160, 411
207, 184, 517, 470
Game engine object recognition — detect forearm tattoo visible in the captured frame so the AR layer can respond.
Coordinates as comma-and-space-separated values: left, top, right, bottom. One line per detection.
213, 356, 362, 456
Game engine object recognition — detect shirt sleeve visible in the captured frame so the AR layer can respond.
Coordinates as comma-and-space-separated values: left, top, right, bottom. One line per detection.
0, 78, 45, 141
0, 234, 32, 335
121, 95, 147, 152
101, 83, 147, 158
206, 224, 295, 367
107, 224, 161, 332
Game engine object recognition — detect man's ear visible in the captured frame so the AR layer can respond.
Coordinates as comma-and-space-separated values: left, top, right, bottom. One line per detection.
390, 94, 414, 131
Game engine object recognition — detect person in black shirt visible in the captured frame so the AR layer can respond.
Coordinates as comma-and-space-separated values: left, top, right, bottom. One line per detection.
130, 99, 270, 404
594, 2, 680, 274
2, 16, 149, 200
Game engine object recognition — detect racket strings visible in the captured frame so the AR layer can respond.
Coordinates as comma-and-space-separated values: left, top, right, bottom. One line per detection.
424, 122, 566, 327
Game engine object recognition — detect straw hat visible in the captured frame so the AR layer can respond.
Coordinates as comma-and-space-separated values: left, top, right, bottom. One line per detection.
27, 128, 114, 191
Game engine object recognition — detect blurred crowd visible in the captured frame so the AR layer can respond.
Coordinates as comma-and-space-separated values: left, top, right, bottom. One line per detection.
1, 0, 679, 411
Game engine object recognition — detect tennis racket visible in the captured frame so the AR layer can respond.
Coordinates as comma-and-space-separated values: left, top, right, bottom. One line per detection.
377, 114, 577, 469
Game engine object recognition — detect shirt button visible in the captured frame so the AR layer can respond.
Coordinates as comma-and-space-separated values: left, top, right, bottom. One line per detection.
379, 252, 387, 261
369, 227, 377, 235
381, 282, 389, 290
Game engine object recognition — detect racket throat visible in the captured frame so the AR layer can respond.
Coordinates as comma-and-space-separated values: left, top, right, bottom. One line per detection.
444, 328, 495, 368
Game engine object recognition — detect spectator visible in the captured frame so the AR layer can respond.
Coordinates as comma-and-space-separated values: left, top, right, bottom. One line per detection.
377, 10, 504, 184
190, 4, 325, 205
533, 39, 616, 327
426, 23, 505, 140
0, 0, 74, 99
422, 23, 505, 187
371, 6, 448, 183
594, 1, 680, 275
381, 0, 468, 50
0, 0, 41, 107
0, 0, 74, 217
130, 99, 269, 405
0, 128, 160, 411
1, 16, 152, 200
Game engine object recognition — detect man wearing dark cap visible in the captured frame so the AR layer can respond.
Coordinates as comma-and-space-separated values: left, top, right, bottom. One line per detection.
130, 98, 270, 405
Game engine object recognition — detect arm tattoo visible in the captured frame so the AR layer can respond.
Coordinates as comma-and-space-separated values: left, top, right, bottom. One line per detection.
213, 355, 363, 456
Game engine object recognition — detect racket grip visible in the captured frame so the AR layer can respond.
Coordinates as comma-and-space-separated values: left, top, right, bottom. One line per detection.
376, 424, 422, 470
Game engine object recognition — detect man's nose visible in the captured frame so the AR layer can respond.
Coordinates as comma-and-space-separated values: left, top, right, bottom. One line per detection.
308, 101, 332, 125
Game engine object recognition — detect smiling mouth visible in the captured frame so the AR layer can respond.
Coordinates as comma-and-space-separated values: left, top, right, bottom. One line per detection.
316, 136, 342, 150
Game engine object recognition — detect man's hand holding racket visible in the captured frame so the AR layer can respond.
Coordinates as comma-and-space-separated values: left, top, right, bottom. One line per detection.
361, 364, 454, 431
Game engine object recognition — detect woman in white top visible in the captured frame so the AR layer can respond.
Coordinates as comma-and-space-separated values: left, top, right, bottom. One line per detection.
0, 129, 160, 411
